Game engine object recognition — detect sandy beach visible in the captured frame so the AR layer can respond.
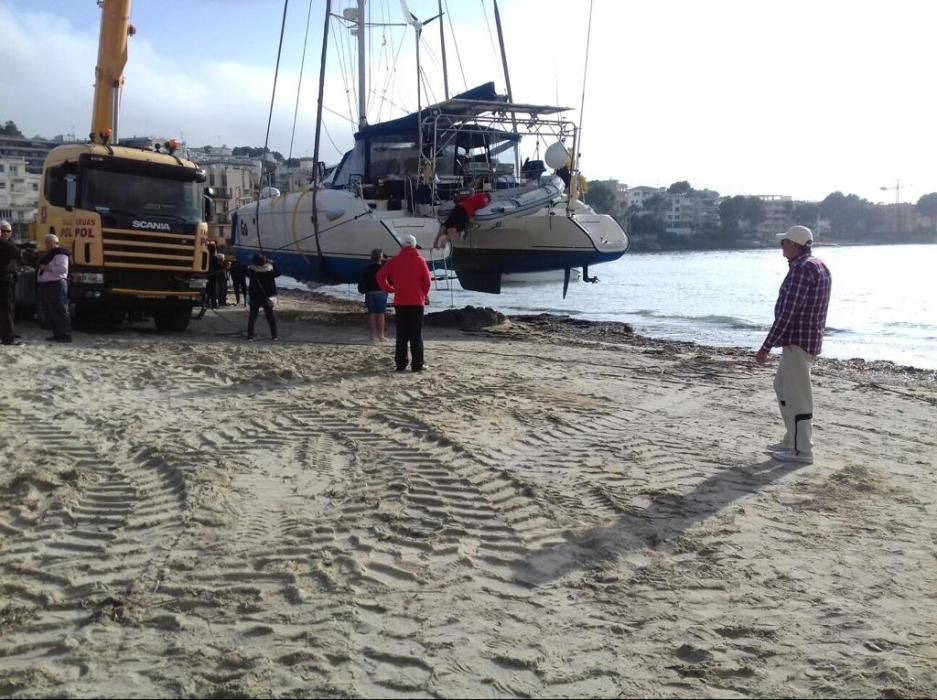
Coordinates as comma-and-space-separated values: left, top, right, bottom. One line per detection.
1, 291, 935, 698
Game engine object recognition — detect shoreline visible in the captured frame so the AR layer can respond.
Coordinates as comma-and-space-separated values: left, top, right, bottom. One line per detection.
296, 288, 937, 381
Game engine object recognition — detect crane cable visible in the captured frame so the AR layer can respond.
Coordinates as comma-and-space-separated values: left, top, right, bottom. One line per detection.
288, 0, 315, 163
255, 0, 291, 254
574, 0, 595, 191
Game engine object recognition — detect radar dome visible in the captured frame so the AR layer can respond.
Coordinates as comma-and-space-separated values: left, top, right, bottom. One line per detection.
544, 142, 569, 170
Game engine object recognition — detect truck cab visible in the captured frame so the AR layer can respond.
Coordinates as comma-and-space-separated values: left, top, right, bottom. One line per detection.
32, 143, 212, 330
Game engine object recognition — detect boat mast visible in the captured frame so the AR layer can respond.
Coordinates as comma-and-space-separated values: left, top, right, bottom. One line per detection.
312, 0, 333, 271
438, 0, 449, 100
357, 0, 367, 128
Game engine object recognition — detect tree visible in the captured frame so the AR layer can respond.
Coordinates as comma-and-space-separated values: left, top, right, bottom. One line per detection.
667, 180, 692, 195
791, 201, 819, 226
1, 120, 24, 137
742, 196, 766, 228
584, 180, 617, 215
643, 192, 668, 217
718, 195, 746, 235
915, 193, 937, 218
628, 212, 665, 238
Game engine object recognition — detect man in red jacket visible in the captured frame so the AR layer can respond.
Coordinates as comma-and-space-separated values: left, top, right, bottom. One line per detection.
377, 235, 432, 372
433, 191, 491, 249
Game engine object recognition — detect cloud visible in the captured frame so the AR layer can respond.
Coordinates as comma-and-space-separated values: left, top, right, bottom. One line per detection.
4, 0, 937, 202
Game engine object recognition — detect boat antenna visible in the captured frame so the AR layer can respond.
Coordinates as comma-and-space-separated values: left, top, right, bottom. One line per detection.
400, 1, 443, 178
312, 0, 333, 273
568, 0, 595, 212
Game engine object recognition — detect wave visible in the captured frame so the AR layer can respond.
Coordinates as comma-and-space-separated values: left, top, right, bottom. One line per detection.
885, 320, 937, 331
629, 310, 767, 331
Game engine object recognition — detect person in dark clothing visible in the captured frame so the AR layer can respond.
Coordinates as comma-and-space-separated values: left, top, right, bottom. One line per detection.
206, 243, 222, 308
0, 221, 23, 346
415, 177, 433, 217
358, 248, 388, 342
555, 164, 571, 188
216, 252, 230, 306
229, 260, 248, 306
377, 235, 431, 372
246, 254, 279, 340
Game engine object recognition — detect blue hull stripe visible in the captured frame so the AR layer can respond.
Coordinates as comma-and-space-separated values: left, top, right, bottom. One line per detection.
232, 246, 625, 287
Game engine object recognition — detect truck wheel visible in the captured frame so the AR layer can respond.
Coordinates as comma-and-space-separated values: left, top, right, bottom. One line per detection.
154, 306, 192, 332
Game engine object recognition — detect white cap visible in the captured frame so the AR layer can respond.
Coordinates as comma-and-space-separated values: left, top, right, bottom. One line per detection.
776, 225, 813, 246
403, 234, 417, 248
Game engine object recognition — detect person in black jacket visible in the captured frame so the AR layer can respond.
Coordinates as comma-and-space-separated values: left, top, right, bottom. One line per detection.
229, 259, 248, 306
0, 221, 22, 346
357, 248, 388, 342
206, 243, 218, 308
246, 254, 279, 340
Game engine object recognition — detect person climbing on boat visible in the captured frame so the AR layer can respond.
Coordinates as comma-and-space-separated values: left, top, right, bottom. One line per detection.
433, 191, 491, 249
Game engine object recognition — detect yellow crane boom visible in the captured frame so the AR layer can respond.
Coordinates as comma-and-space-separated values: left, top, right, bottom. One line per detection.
90, 0, 134, 144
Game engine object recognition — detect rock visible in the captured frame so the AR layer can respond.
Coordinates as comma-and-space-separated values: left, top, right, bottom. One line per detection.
424, 306, 506, 330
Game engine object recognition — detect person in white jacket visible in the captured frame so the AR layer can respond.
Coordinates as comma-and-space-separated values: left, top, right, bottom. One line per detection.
37, 234, 72, 343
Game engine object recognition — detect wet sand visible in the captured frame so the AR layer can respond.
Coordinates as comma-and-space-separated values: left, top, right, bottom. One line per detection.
1, 291, 935, 698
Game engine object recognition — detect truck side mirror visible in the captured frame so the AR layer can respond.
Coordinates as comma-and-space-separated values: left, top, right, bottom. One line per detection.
203, 194, 214, 221
65, 174, 77, 210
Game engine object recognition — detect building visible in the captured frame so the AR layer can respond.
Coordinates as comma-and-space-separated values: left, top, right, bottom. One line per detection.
0, 157, 41, 238
187, 146, 263, 242
662, 190, 721, 236
623, 185, 664, 211
274, 158, 318, 193
0, 135, 62, 175
754, 195, 793, 236
623, 185, 720, 236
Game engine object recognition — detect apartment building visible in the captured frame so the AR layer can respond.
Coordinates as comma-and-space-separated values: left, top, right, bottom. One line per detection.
754, 194, 793, 236
187, 146, 263, 242
0, 135, 61, 175
0, 157, 41, 238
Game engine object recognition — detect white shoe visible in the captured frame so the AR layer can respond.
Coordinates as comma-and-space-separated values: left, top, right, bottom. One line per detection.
772, 449, 813, 465
767, 440, 792, 451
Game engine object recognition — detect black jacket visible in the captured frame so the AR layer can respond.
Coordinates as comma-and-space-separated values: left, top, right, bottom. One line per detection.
248, 262, 280, 302
0, 240, 20, 280
357, 262, 384, 294
37, 245, 70, 267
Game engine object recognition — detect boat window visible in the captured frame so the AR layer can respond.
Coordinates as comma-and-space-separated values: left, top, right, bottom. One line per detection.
330, 142, 365, 188
370, 140, 419, 179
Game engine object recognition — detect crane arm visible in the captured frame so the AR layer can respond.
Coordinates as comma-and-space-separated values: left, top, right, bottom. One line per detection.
90, 0, 134, 144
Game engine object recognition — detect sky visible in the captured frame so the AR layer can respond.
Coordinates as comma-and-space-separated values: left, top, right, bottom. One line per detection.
2, 0, 936, 203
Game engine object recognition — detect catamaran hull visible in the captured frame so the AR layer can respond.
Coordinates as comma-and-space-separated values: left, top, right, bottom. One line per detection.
231, 189, 627, 292
451, 204, 628, 292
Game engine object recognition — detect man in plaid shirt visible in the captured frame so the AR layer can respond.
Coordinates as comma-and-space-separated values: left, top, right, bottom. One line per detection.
756, 225, 832, 464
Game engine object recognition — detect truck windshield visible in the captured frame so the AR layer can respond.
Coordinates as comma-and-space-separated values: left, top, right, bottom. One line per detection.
80, 169, 202, 221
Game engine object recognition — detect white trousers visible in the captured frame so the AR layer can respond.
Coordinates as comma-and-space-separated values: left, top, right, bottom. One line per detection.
773, 345, 816, 456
